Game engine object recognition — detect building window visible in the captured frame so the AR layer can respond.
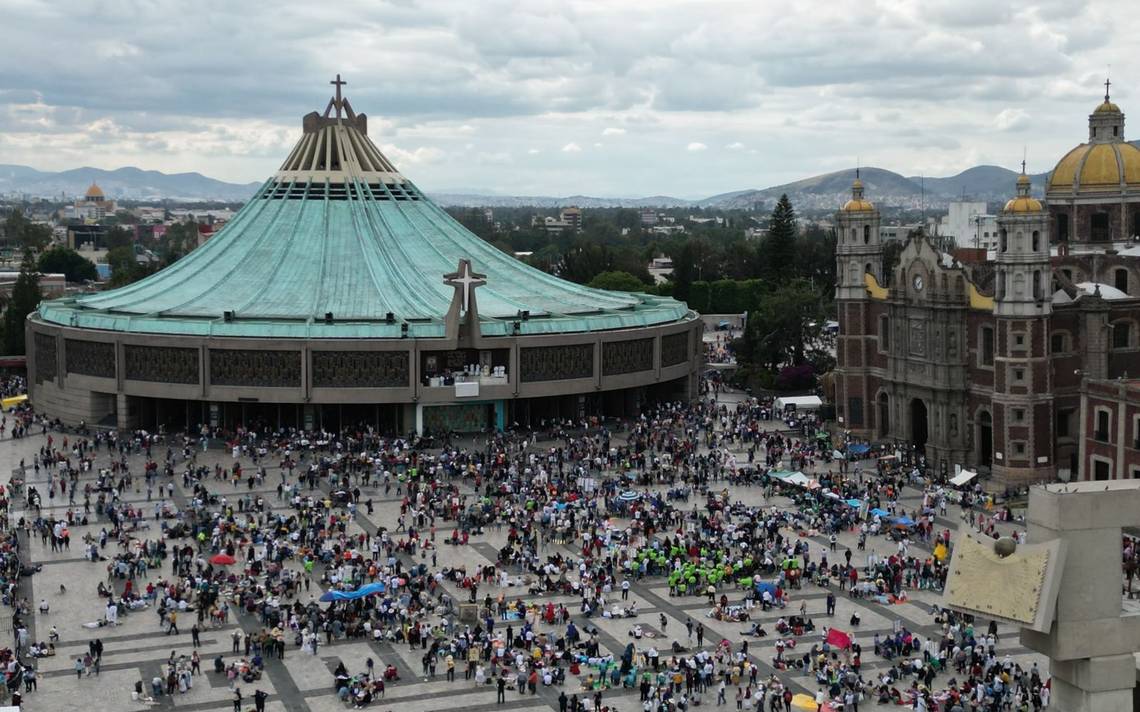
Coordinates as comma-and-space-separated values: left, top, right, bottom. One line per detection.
1013, 441, 1026, 457
850, 228, 856, 243
1113, 322, 1132, 349
1057, 214, 1069, 242
1032, 230, 1040, 252
1134, 415, 1140, 450
879, 315, 890, 352
1013, 408, 1025, 423
999, 229, 1008, 253
1014, 333, 1025, 348
1013, 368, 1025, 383
1092, 212, 1110, 241
1116, 268, 1129, 295
1033, 269, 1042, 301
1096, 408, 1111, 442
980, 326, 994, 366
848, 397, 864, 426
1062, 268, 1073, 281
1051, 332, 1067, 354
1056, 409, 1071, 438
1094, 459, 1111, 481
863, 225, 871, 244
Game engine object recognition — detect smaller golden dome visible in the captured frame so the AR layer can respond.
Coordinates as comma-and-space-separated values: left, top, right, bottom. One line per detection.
841, 199, 875, 212
84, 182, 104, 199
1094, 100, 1121, 114
1003, 196, 1043, 213
1016, 173, 1031, 186
851, 178, 863, 190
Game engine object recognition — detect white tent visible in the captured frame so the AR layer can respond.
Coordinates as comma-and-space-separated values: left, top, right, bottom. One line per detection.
775, 395, 823, 412
786, 472, 812, 487
949, 469, 978, 486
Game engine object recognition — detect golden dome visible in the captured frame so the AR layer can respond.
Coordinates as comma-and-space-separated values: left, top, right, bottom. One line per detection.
1048, 141, 1140, 193
841, 199, 874, 212
1003, 196, 1043, 213
851, 178, 863, 190
1094, 100, 1121, 114
84, 182, 104, 199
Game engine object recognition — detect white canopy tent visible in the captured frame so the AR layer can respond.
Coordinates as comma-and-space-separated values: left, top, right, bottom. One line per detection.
949, 469, 978, 486
775, 395, 823, 412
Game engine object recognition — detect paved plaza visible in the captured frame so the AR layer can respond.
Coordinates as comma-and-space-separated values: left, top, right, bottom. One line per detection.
2, 395, 1047, 712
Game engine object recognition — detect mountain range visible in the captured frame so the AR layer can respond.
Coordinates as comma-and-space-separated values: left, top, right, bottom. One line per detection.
0, 162, 1055, 210
0, 164, 261, 203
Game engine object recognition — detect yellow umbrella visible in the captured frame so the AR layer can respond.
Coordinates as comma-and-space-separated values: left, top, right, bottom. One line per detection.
933, 543, 948, 561
791, 694, 818, 711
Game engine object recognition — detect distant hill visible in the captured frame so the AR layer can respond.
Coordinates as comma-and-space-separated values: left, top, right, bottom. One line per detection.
0, 164, 261, 202
0, 158, 1072, 210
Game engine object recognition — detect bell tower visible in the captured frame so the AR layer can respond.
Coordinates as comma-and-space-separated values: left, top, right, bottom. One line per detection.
991, 167, 1054, 485
834, 172, 883, 436
835, 173, 883, 300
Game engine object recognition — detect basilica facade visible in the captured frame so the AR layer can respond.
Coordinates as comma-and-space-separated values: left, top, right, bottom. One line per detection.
834, 88, 1140, 486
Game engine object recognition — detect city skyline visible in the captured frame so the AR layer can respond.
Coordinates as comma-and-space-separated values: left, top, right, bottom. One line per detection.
1, 0, 1134, 197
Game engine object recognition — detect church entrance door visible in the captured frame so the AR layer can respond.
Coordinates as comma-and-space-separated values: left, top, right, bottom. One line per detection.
910, 398, 928, 452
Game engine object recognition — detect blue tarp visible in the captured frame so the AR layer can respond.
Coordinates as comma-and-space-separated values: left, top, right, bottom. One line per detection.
847, 443, 871, 456
754, 581, 778, 596
892, 516, 917, 527
869, 508, 889, 517
318, 582, 386, 602
845, 499, 862, 508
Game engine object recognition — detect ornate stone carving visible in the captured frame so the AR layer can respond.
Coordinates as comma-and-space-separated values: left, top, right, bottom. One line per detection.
661, 332, 689, 367
603, 338, 654, 376
209, 349, 300, 388
64, 339, 115, 379
34, 332, 57, 383
311, 351, 409, 388
520, 344, 593, 382
125, 345, 199, 384
909, 320, 927, 357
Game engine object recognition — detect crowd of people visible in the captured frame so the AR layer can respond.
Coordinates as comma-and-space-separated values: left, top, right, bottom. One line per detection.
0, 382, 1066, 712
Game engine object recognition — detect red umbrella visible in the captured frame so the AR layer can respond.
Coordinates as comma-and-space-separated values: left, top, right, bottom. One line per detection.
210, 553, 236, 566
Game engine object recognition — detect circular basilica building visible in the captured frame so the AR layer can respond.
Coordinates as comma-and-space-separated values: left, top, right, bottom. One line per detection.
27, 83, 701, 432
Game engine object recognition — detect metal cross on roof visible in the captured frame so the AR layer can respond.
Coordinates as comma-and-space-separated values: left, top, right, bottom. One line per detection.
444, 259, 486, 314
1105, 77, 1111, 102
330, 74, 347, 118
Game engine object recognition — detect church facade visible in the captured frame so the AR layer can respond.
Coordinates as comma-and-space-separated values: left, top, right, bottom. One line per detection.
834, 87, 1140, 486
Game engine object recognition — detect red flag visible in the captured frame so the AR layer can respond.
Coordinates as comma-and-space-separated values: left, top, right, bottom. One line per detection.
825, 628, 852, 649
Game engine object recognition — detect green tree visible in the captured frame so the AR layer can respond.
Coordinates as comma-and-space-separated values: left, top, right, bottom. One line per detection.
104, 226, 134, 251
735, 279, 826, 373
3, 209, 51, 250
587, 271, 647, 292
38, 247, 98, 283
4, 250, 41, 355
106, 246, 155, 288
761, 194, 797, 282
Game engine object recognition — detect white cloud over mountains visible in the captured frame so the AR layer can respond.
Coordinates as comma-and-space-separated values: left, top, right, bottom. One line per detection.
0, 0, 1133, 197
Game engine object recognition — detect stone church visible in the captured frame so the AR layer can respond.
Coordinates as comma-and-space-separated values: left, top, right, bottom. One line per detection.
835, 86, 1140, 486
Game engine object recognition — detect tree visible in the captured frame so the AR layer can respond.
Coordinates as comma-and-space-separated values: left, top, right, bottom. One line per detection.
104, 226, 134, 251
106, 246, 151, 288
38, 247, 98, 283
734, 279, 826, 374
3, 209, 51, 250
588, 271, 647, 292
761, 194, 797, 282
4, 250, 41, 355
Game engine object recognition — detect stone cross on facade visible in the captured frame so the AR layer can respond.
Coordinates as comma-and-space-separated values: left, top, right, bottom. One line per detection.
444, 259, 486, 315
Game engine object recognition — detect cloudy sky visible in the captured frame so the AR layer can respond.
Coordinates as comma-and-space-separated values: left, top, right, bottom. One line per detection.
0, 0, 1134, 197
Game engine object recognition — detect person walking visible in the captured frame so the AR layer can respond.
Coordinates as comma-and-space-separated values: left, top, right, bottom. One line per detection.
191, 623, 201, 648
497, 676, 506, 703
167, 610, 179, 636
254, 689, 268, 712
233, 687, 242, 712
74, 657, 84, 680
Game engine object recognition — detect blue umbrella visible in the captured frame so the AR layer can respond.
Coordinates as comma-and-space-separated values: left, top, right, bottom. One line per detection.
754, 581, 778, 596
619, 491, 641, 502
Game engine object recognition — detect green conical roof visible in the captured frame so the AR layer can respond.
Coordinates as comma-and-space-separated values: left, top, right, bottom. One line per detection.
38, 86, 689, 339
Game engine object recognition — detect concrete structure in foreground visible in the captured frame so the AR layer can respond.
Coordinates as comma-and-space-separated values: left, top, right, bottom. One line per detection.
946, 480, 1140, 712
26, 78, 702, 432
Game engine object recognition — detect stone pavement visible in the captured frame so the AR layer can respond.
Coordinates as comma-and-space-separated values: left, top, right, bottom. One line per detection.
1, 414, 1047, 712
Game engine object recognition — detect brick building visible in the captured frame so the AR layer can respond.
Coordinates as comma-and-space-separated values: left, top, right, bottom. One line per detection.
834, 88, 1140, 488
1080, 378, 1140, 481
